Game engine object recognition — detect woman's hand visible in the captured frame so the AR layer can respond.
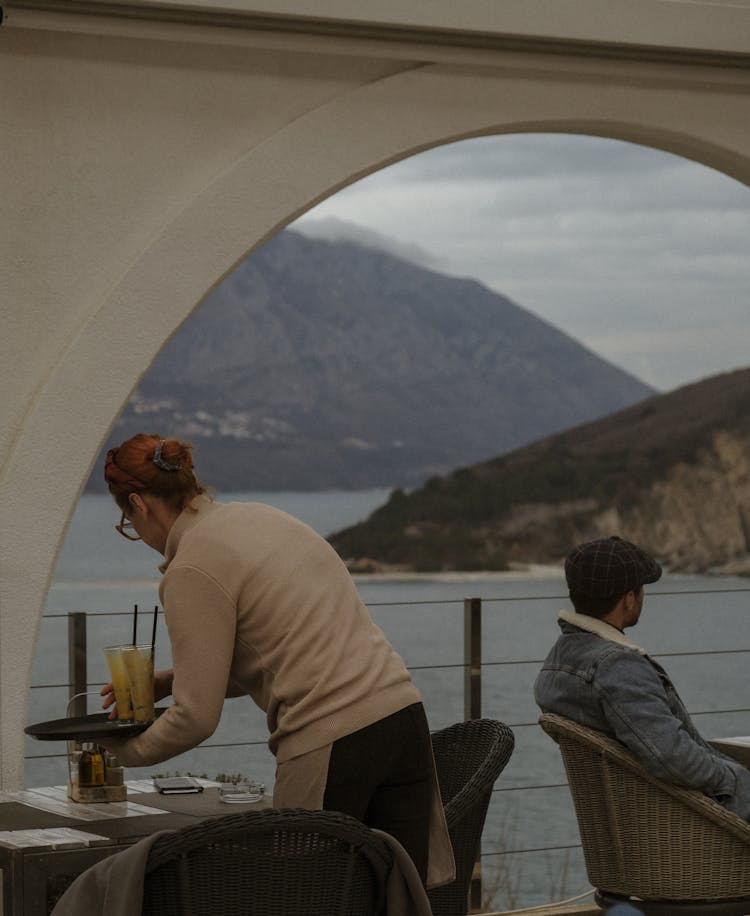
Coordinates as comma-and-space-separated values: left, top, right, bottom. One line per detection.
100, 668, 173, 719
100, 682, 118, 720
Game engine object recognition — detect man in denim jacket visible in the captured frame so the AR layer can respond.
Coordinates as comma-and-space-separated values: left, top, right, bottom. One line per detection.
534, 535, 750, 820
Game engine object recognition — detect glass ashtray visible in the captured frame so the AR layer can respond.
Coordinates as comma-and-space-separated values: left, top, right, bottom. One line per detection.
218, 780, 265, 803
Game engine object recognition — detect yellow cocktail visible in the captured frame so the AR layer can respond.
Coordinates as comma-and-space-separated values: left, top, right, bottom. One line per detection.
122, 645, 155, 723
103, 645, 134, 722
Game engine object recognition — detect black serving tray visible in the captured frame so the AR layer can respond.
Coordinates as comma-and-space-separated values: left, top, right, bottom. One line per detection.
25, 707, 167, 741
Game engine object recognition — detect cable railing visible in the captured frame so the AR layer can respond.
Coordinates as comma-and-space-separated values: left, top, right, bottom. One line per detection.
28, 584, 750, 911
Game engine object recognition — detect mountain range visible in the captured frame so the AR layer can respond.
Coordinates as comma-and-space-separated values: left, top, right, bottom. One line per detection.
88, 229, 653, 492
329, 368, 750, 575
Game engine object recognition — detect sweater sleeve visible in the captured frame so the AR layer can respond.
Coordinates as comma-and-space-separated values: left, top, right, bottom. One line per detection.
111, 565, 237, 768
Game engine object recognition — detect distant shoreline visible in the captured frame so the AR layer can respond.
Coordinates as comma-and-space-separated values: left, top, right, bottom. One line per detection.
351, 562, 564, 583
349, 561, 750, 582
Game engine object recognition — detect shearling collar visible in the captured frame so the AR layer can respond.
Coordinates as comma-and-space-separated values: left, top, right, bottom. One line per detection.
558, 610, 648, 656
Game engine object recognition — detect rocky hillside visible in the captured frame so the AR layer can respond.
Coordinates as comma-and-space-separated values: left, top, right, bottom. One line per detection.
328, 368, 750, 574
89, 229, 652, 492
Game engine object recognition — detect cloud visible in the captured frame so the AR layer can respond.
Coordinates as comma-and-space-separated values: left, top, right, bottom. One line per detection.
294, 216, 440, 269
294, 133, 750, 391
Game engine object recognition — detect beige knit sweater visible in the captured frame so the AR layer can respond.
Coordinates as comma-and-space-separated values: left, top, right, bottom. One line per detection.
113, 495, 422, 768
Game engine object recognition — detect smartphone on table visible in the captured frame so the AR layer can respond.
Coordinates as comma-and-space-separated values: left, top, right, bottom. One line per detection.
153, 776, 204, 794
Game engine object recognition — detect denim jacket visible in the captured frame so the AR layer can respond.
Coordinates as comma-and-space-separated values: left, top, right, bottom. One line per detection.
534, 611, 750, 821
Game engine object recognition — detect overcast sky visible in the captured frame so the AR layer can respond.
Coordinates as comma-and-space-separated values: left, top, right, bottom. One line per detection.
294, 133, 749, 393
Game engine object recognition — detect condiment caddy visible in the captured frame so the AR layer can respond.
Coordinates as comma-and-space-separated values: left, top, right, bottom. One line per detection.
67, 739, 126, 802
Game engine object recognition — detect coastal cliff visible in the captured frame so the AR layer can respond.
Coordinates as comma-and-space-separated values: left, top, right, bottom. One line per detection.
622, 429, 750, 574
329, 368, 750, 574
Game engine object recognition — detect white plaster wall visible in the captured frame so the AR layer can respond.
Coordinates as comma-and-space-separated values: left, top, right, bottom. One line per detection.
1, 5, 749, 788
16, 0, 750, 56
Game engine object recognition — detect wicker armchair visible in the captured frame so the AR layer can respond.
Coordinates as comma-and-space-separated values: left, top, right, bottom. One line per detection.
427, 718, 515, 916
142, 808, 393, 916
540, 713, 750, 915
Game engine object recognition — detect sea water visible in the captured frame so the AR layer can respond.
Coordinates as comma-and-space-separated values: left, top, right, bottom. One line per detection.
28, 491, 750, 909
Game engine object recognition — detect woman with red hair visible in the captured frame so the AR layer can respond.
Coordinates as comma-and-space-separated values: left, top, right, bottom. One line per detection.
102, 433, 453, 888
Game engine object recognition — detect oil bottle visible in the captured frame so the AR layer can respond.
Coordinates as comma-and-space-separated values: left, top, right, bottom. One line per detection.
79, 742, 105, 787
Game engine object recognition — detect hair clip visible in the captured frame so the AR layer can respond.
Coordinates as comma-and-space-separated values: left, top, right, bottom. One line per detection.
153, 439, 183, 471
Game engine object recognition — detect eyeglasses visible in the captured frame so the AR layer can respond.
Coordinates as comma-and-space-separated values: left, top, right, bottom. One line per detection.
116, 510, 142, 542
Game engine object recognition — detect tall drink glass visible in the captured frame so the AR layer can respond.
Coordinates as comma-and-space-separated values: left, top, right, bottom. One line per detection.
122, 645, 155, 723
103, 645, 134, 722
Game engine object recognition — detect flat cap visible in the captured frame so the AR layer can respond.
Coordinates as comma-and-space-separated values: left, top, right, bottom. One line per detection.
565, 536, 662, 599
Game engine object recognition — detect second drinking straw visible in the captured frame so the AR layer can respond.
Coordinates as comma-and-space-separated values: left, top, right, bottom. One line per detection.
151, 606, 158, 662
132, 603, 138, 646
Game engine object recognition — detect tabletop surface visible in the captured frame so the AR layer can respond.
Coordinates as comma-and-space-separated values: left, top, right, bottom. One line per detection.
708, 736, 750, 773
0, 779, 270, 851
713, 736, 750, 748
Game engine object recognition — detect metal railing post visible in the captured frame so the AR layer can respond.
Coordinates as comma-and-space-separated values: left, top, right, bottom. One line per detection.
464, 596, 482, 721
463, 596, 482, 912
68, 612, 88, 717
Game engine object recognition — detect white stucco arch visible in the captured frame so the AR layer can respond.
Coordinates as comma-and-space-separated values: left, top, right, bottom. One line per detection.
2, 0, 749, 788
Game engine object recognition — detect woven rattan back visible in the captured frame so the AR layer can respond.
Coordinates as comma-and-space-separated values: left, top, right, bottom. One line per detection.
142, 808, 392, 916
540, 713, 750, 902
427, 718, 515, 916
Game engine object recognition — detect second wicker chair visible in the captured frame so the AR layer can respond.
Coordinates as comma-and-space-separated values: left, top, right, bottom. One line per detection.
428, 718, 515, 916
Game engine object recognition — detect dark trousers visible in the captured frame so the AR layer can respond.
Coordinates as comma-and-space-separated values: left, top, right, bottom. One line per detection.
323, 702, 433, 884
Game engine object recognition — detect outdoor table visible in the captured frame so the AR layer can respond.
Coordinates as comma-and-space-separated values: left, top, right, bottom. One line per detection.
0, 780, 270, 915
710, 736, 750, 769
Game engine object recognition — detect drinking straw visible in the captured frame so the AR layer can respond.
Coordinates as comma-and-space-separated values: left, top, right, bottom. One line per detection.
132, 603, 138, 646
151, 606, 158, 661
